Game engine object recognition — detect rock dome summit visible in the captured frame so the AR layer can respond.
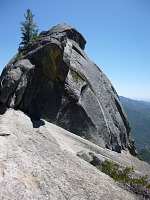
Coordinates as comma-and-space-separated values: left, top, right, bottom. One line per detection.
0, 24, 136, 155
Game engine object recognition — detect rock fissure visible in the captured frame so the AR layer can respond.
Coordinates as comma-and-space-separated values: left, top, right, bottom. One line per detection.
72, 45, 86, 60
6, 74, 24, 108
115, 98, 130, 133
80, 84, 88, 96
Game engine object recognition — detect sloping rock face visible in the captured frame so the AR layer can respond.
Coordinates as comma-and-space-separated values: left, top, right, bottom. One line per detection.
0, 24, 135, 154
0, 109, 144, 200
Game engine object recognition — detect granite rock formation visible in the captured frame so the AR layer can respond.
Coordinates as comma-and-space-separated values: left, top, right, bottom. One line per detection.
1, 109, 149, 200
0, 24, 136, 155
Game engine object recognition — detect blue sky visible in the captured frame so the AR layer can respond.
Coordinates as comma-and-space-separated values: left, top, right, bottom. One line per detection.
0, 0, 150, 101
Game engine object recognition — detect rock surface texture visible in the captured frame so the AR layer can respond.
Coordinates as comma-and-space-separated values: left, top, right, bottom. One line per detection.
0, 24, 135, 154
1, 109, 149, 200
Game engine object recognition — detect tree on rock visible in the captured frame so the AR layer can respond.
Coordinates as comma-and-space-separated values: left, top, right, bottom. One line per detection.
19, 9, 38, 52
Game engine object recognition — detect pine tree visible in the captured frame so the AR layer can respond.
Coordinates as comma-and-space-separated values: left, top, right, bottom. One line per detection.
19, 9, 38, 52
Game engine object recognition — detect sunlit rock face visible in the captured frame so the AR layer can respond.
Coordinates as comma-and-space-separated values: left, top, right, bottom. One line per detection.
0, 24, 136, 155
0, 109, 143, 200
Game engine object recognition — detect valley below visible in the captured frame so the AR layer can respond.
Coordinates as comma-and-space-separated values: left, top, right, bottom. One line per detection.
120, 96, 150, 163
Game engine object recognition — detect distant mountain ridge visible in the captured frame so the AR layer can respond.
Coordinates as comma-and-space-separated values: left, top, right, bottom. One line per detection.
120, 96, 150, 163
120, 96, 150, 109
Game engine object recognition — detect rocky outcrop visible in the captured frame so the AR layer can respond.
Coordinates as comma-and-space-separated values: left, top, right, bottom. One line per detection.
0, 24, 136, 155
1, 109, 149, 200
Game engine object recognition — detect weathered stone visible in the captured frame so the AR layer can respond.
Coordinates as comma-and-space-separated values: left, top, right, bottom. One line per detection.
1, 109, 149, 199
0, 59, 34, 110
77, 150, 93, 163
77, 150, 105, 169
0, 23, 136, 155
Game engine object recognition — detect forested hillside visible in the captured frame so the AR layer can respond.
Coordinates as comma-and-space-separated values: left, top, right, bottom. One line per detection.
120, 96, 150, 163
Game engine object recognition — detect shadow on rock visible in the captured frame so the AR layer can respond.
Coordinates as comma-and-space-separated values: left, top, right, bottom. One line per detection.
31, 119, 45, 128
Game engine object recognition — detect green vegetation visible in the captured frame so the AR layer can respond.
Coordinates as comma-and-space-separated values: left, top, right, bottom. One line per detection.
102, 159, 150, 198
101, 160, 134, 182
70, 69, 81, 83
44, 118, 49, 122
41, 47, 65, 82
16, 52, 23, 60
120, 96, 150, 163
18, 9, 39, 52
70, 69, 94, 93
138, 149, 150, 163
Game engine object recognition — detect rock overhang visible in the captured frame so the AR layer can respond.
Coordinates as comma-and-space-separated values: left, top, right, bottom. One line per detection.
39, 23, 87, 50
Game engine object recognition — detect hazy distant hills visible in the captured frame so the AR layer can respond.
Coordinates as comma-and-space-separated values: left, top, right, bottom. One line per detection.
120, 96, 150, 163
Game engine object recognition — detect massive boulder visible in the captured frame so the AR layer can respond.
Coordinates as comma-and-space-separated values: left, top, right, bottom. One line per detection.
1, 109, 146, 200
0, 24, 136, 155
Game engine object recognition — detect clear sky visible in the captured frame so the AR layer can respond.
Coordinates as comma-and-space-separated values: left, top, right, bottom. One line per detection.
0, 0, 150, 101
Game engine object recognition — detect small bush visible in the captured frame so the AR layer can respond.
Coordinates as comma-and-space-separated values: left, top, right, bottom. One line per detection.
101, 160, 150, 199
102, 160, 133, 181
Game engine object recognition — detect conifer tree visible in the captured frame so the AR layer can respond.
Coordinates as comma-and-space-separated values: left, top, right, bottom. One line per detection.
19, 9, 38, 52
